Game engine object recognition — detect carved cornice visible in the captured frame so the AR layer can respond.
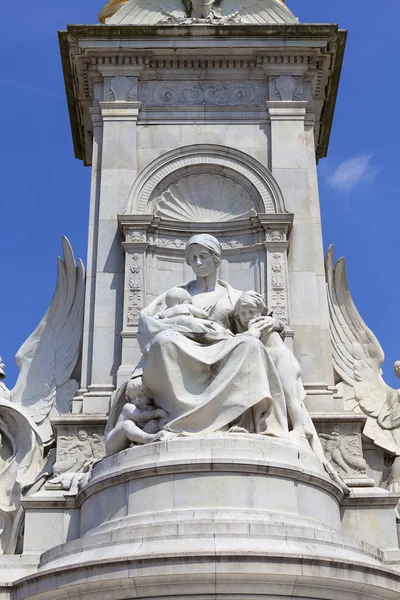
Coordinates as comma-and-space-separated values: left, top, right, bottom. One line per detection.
59, 24, 346, 165
118, 213, 294, 250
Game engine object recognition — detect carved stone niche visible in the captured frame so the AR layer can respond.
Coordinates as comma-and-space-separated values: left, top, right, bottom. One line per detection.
314, 415, 375, 488
116, 213, 293, 385
115, 144, 294, 383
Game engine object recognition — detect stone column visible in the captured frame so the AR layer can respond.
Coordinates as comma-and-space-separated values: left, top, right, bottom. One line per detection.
82, 75, 141, 413
267, 91, 336, 410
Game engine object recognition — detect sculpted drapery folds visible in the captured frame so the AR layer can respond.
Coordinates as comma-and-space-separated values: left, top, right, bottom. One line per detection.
105, 234, 346, 491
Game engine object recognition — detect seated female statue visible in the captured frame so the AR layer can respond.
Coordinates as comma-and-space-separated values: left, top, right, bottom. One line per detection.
105, 233, 348, 495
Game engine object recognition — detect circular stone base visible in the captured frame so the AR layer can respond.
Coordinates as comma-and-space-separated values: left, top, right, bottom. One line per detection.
17, 435, 400, 600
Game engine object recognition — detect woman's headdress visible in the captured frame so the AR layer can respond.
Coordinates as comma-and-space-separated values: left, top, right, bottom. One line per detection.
185, 234, 222, 265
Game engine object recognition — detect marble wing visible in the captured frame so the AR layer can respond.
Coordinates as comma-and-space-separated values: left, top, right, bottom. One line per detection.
10, 238, 85, 444
325, 245, 388, 417
0, 399, 43, 553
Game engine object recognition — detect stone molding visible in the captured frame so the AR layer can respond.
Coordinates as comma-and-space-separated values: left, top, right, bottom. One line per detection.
99, 100, 141, 120
125, 144, 287, 215
266, 100, 309, 120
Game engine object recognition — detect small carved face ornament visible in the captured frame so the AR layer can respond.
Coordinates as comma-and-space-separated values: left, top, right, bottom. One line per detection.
78, 430, 88, 441
187, 244, 217, 278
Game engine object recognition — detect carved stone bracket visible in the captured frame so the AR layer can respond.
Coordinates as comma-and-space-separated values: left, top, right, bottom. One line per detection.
268, 75, 304, 101
104, 76, 138, 102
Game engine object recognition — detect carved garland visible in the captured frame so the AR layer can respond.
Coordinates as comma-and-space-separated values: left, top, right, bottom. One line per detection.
126, 254, 143, 327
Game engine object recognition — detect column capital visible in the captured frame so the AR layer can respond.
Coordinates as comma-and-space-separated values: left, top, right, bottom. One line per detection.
266, 101, 308, 120
99, 101, 142, 121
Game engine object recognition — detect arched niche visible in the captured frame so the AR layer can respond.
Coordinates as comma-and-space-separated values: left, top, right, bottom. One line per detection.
124, 144, 287, 216
117, 145, 293, 381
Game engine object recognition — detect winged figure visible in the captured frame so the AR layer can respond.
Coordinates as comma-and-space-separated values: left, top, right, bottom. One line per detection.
0, 238, 85, 553
325, 246, 400, 455
0, 237, 85, 446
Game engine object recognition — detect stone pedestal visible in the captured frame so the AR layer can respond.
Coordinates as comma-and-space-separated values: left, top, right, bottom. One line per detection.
12, 436, 400, 600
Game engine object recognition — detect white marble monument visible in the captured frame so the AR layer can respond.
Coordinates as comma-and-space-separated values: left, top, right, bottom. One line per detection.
1, 0, 400, 598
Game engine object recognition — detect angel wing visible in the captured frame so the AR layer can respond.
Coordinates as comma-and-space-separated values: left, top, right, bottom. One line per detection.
325, 246, 388, 417
216, 0, 297, 22
10, 238, 85, 445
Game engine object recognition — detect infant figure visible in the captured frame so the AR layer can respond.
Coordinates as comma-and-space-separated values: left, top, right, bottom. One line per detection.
156, 287, 209, 320
105, 380, 168, 455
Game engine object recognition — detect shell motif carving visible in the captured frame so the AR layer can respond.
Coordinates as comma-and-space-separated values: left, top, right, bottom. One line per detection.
153, 174, 257, 222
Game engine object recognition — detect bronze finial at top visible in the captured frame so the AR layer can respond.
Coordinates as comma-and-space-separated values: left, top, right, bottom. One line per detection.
99, 0, 129, 23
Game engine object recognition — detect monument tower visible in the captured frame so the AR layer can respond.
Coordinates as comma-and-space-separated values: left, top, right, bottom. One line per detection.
1, 1, 400, 598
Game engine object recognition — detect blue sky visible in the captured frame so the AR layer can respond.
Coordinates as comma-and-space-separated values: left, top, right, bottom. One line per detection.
1, 1, 399, 389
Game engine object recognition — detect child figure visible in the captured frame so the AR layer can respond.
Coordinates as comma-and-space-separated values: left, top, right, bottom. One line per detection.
105, 380, 168, 456
157, 286, 233, 343
233, 291, 307, 436
156, 287, 210, 320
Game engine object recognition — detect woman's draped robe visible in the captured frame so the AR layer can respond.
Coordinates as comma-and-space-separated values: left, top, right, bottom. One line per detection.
137, 281, 289, 436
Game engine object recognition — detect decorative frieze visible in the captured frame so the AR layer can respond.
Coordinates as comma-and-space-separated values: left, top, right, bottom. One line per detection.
139, 81, 268, 106
221, 236, 254, 249
148, 235, 186, 250
136, 233, 257, 250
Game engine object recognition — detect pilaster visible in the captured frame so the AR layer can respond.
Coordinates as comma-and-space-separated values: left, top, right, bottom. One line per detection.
266, 98, 336, 409
82, 91, 142, 413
